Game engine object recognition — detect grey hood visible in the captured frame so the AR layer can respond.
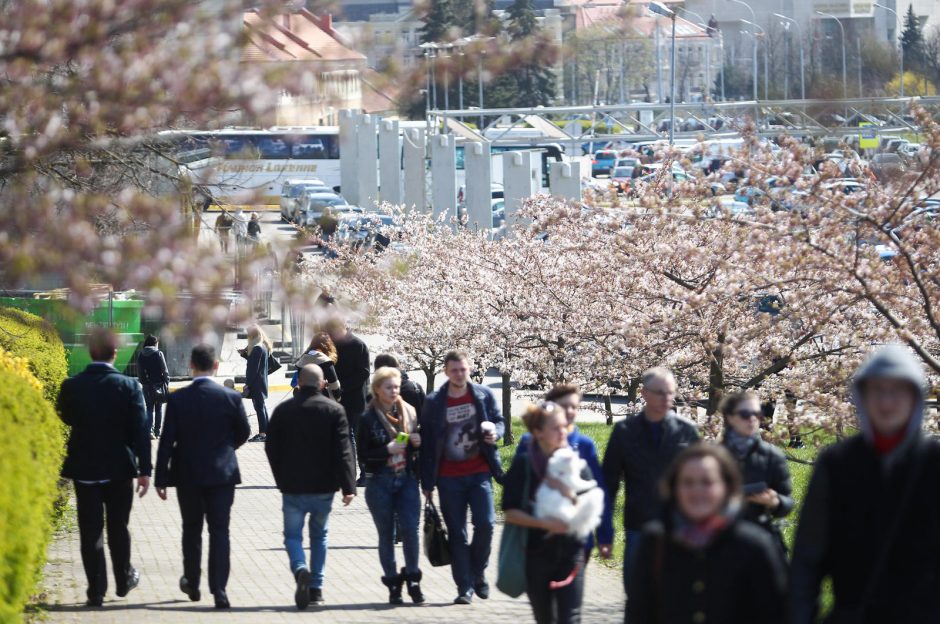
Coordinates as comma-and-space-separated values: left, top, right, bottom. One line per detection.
850, 344, 926, 454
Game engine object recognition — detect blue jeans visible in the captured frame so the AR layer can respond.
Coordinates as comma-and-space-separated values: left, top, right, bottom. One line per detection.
437, 472, 495, 595
282, 493, 334, 589
623, 529, 642, 596
364, 470, 421, 578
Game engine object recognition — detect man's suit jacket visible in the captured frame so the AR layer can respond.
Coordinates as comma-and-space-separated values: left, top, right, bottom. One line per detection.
154, 378, 251, 488
57, 363, 152, 480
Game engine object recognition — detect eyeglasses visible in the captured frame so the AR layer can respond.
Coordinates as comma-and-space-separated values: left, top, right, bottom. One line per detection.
645, 388, 676, 399
735, 410, 762, 420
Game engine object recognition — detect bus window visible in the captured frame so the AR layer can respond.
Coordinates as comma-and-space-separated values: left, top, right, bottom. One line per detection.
288, 134, 339, 159
254, 136, 291, 159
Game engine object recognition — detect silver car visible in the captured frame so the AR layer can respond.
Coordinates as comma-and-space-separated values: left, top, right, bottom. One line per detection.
280, 179, 327, 221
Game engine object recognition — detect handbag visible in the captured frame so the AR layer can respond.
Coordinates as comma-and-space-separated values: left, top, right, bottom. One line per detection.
267, 352, 282, 375
423, 499, 451, 567
496, 453, 531, 598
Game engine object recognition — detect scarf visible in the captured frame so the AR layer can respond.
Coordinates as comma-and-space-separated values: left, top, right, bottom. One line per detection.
671, 509, 733, 550
371, 397, 416, 472
725, 429, 760, 460
873, 428, 906, 455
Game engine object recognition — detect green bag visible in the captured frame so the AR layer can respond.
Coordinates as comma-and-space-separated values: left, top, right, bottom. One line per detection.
496, 453, 531, 598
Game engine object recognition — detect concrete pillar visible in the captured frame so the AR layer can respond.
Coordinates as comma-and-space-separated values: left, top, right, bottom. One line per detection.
355, 114, 379, 209
430, 134, 457, 221
549, 160, 582, 202
464, 141, 493, 229
503, 150, 540, 223
338, 109, 358, 203
378, 119, 402, 206
402, 128, 427, 212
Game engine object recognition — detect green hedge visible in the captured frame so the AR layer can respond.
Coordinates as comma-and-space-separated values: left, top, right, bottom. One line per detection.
0, 349, 65, 622
0, 307, 68, 403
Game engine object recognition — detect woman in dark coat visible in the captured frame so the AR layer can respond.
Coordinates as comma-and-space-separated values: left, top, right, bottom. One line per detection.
137, 334, 170, 438
719, 391, 794, 555
240, 324, 271, 441
626, 444, 787, 624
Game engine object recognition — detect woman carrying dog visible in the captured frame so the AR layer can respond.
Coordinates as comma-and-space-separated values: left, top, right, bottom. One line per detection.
625, 444, 787, 624
503, 402, 595, 624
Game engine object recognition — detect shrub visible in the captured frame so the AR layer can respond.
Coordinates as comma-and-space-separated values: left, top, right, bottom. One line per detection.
0, 307, 69, 403
0, 348, 65, 622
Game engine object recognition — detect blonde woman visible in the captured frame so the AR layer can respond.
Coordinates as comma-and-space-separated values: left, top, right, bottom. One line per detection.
357, 367, 425, 605
291, 333, 341, 400
241, 325, 273, 441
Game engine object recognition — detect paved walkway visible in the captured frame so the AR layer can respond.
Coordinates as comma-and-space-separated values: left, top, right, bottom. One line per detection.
40, 403, 625, 623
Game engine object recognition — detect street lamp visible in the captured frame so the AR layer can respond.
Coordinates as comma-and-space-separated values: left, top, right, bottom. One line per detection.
740, 19, 767, 100
677, 7, 713, 102
649, 1, 677, 145
873, 2, 904, 98
816, 11, 847, 100
774, 13, 806, 100
461, 34, 495, 131
727, 0, 758, 101
418, 42, 439, 110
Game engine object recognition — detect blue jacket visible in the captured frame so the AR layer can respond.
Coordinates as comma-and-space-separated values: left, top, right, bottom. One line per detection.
419, 381, 505, 491
516, 428, 615, 549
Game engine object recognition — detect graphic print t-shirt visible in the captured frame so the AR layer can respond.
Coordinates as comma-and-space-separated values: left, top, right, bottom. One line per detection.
439, 391, 490, 477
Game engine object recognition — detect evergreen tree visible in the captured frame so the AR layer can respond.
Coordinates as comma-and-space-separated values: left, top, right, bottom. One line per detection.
420, 0, 455, 45
504, 0, 556, 107
901, 4, 926, 72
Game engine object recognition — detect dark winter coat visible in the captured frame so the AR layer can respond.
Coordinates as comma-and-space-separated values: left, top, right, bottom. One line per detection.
356, 403, 420, 476
721, 434, 794, 545
137, 345, 169, 388
400, 372, 426, 414
245, 344, 268, 398
602, 412, 699, 531
333, 332, 370, 424
627, 517, 788, 624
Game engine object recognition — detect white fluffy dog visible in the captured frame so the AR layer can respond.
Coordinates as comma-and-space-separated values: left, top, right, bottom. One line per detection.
533, 447, 605, 540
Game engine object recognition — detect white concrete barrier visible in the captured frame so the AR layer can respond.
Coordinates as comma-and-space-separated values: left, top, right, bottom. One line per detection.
464, 141, 493, 229
430, 134, 457, 221
549, 160, 582, 202
378, 119, 402, 206
402, 129, 427, 213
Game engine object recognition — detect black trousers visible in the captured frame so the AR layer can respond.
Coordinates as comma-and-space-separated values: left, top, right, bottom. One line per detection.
74, 480, 134, 598
177, 484, 236, 594
525, 549, 586, 624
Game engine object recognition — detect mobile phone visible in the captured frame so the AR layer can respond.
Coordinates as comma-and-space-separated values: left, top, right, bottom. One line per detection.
743, 481, 768, 496
396, 432, 410, 444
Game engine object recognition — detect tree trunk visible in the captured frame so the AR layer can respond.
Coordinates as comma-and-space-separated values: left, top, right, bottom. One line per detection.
502, 371, 514, 446
706, 333, 726, 417
627, 377, 640, 403
425, 367, 435, 394
604, 394, 614, 426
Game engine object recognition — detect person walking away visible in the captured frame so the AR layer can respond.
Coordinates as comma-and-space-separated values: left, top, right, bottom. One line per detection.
719, 391, 793, 556
374, 353, 426, 414
504, 402, 598, 624
137, 334, 169, 439
626, 444, 787, 624
240, 324, 271, 442
56, 328, 152, 607
214, 210, 233, 253
420, 350, 504, 604
247, 212, 262, 246
265, 364, 356, 610
790, 345, 940, 623
514, 384, 615, 566
601, 367, 699, 594
359, 367, 426, 605
231, 208, 248, 255
325, 318, 371, 485
154, 344, 250, 609
291, 332, 341, 399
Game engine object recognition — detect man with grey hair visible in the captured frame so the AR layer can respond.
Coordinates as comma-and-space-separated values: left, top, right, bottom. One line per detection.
265, 364, 356, 610
601, 366, 699, 595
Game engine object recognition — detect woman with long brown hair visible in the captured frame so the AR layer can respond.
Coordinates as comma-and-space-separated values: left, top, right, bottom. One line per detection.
292, 332, 341, 400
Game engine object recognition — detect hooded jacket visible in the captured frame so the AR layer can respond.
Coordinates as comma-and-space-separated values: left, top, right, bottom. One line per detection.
790, 345, 940, 624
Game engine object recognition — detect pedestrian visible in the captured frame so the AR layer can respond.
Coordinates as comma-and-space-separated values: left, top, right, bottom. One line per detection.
359, 367, 426, 605
420, 350, 504, 605
136, 334, 170, 439
625, 444, 787, 624
719, 390, 793, 555
154, 344, 250, 609
319, 206, 338, 242
790, 345, 940, 623
247, 212, 262, 246
56, 328, 152, 607
601, 367, 699, 594
514, 384, 615, 564
325, 318, 371, 485
291, 332, 341, 400
503, 401, 596, 624
265, 364, 356, 610
240, 324, 271, 442
231, 207, 248, 254
214, 210, 233, 253
373, 353, 426, 413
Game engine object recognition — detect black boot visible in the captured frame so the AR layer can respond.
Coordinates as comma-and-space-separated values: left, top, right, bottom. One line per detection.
381, 574, 404, 605
402, 569, 426, 605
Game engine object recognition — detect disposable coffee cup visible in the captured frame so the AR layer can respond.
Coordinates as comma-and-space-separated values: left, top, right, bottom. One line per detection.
481, 421, 496, 436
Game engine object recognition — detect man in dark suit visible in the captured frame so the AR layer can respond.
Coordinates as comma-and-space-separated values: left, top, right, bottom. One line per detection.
57, 328, 152, 607
265, 364, 356, 610
154, 344, 251, 609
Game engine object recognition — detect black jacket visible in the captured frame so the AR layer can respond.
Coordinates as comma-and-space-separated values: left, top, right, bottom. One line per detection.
602, 412, 699, 530
333, 332, 370, 422
789, 434, 940, 624
721, 435, 794, 536
265, 387, 356, 496
627, 517, 787, 624
154, 378, 250, 488
245, 344, 268, 397
137, 346, 169, 387
357, 403, 420, 475
400, 373, 426, 414
57, 363, 152, 480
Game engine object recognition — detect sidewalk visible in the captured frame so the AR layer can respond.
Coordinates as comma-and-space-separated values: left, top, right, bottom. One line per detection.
40, 405, 626, 624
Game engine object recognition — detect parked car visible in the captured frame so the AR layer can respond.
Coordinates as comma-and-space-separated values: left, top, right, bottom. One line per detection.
280, 178, 326, 221
610, 166, 636, 194
299, 192, 349, 223
591, 150, 619, 177
871, 153, 905, 180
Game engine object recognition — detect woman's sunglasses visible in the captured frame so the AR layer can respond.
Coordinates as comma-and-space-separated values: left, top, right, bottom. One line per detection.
734, 410, 763, 420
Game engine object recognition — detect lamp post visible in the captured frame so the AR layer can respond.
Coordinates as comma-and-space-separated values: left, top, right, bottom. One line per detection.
740, 19, 767, 100
678, 7, 713, 101
773, 13, 806, 100
873, 2, 903, 98
649, 1, 677, 145
816, 11, 847, 100
727, 0, 758, 101
419, 42, 439, 110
